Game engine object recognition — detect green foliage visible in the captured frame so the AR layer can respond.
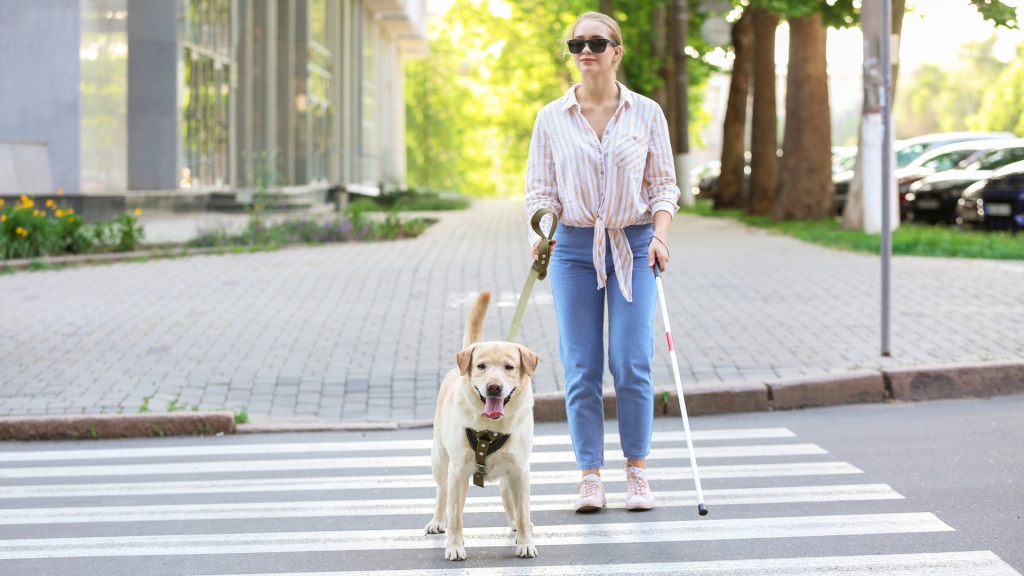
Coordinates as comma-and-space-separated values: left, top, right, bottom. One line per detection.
1, 196, 142, 260
234, 405, 249, 425
749, 0, 859, 28
897, 38, 1009, 137
969, 46, 1024, 135
406, 0, 716, 197
190, 211, 434, 248
681, 199, 1024, 260
967, 0, 1018, 28
347, 189, 470, 212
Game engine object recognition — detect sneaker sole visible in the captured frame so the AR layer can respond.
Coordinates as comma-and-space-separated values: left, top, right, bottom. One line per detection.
625, 502, 655, 511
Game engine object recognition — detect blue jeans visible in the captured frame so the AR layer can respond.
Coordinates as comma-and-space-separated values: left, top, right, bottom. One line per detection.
549, 223, 657, 469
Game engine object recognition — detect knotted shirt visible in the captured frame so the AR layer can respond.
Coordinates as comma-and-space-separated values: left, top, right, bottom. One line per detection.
524, 82, 680, 302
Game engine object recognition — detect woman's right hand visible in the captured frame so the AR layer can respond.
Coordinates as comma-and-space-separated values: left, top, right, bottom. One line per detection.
532, 238, 557, 261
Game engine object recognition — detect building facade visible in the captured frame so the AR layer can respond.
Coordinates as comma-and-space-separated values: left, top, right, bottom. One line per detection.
1, 0, 426, 198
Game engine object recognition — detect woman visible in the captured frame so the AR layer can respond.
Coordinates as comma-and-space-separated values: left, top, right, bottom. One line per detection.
524, 12, 680, 513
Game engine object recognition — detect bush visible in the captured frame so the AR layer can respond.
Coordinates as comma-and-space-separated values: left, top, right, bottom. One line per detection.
0, 196, 147, 260
347, 188, 469, 213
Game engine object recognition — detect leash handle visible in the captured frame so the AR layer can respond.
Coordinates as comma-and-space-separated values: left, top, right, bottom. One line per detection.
531, 208, 558, 281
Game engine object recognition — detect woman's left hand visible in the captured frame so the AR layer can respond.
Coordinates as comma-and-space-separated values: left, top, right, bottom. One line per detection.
648, 234, 669, 271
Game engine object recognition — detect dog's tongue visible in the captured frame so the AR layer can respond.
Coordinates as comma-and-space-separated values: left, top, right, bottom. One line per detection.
482, 397, 505, 418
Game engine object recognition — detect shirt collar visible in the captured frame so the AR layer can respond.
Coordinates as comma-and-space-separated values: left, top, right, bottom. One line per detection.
562, 81, 633, 111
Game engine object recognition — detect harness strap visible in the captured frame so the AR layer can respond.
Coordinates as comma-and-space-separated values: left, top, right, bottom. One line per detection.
506, 208, 558, 342
466, 428, 510, 488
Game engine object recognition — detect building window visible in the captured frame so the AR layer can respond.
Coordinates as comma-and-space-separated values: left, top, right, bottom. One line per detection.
308, 0, 332, 183
182, 0, 233, 189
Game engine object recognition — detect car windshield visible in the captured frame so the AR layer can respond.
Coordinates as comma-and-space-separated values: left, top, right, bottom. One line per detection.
896, 143, 927, 168
965, 147, 1024, 171
915, 149, 978, 171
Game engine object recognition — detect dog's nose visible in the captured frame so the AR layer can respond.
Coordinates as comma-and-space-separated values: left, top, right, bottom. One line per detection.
486, 383, 503, 396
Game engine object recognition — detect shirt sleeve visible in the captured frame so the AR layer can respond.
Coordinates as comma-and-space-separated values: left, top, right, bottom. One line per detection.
524, 109, 561, 247
643, 106, 681, 219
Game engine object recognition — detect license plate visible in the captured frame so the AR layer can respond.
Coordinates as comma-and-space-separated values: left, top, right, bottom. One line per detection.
916, 199, 940, 210
986, 203, 1013, 217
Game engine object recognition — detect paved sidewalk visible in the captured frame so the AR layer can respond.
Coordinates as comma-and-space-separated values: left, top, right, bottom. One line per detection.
1, 200, 1022, 422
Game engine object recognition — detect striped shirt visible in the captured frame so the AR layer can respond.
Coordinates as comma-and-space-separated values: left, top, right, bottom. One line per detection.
524, 81, 680, 302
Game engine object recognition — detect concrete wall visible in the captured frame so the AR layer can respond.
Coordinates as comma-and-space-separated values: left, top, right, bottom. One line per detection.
0, 0, 81, 194
126, 0, 180, 191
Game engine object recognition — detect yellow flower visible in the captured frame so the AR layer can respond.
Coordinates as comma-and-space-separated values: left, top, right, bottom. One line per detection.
32, 210, 39, 216
57, 189, 64, 195
55, 210, 65, 217
134, 208, 142, 216
0, 215, 5, 222
16, 227, 26, 236
68, 208, 74, 214
0, 199, 4, 206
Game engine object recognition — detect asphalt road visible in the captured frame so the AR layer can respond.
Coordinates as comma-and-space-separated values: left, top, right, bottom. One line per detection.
0, 394, 1021, 575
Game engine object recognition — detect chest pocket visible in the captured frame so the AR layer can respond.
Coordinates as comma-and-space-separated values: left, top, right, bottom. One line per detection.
614, 132, 649, 173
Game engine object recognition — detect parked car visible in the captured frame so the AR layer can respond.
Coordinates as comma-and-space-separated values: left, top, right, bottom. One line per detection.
833, 133, 1016, 217
690, 155, 752, 202
979, 160, 1024, 231
955, 180, 987, 228
894, 131, 1017, 168
896, 140, 1008, 219
907, 140, 1024, 224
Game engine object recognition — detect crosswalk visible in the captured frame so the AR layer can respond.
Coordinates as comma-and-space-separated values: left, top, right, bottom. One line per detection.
0, 425, 1019, 575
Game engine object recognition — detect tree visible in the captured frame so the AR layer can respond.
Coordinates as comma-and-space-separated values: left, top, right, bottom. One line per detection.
716, 12, 753, 210
746, 7, 780, 216
969, 51, 1024, 134
844, 0, 1018, 231
773, 12, 834, 219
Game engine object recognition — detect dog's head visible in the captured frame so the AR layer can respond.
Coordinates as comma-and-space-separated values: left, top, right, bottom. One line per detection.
455, 342, 539, 421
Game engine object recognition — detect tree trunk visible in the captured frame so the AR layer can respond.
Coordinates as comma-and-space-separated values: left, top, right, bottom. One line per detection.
773, 13, 833, 220
746, 7, 780, 216
843, 0, 904, 231
672, 0, 694, 206
716, 13, 753, 210
651, 4, 669, 111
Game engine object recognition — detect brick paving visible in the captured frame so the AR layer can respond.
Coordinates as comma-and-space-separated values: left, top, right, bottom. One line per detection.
1, 199, 1022, 422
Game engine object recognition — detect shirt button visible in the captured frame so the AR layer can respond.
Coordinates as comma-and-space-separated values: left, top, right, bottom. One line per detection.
633, 136, 638, 140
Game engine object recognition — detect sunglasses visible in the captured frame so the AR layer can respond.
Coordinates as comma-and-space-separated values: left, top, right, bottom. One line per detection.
566, 38, 619, 54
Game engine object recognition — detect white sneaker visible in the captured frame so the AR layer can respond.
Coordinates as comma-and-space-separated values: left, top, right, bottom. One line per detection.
624, 466, 655, 511
574, 475, 606, 512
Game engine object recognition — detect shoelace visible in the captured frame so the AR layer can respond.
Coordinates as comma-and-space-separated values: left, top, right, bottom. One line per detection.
575, 479, 601, 498
626, 472, 649, 497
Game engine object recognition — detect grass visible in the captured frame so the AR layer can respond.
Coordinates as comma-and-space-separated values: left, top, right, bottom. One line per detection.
347, 189, 470, 213
680, 200, 1024, 260
190, 210, 435, 249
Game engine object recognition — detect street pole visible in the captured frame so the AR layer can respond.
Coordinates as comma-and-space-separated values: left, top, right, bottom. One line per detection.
880, 0, 893, 356
675, 0, 694, 207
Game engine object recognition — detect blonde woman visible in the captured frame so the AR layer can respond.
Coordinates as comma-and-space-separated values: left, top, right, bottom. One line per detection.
524, 12, 680, 513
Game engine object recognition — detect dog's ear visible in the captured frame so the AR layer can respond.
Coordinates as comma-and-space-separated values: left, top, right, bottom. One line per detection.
456, 344, 478, 376
517, 345, 539, 377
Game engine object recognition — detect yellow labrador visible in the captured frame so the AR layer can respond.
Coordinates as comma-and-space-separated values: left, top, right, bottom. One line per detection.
425, 291, 539, 560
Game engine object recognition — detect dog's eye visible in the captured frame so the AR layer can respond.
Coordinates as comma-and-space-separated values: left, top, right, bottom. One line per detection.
505, 364, 514, 371
476, 364, 485, 370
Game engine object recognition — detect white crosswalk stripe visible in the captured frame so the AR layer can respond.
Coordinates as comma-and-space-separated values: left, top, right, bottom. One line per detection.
218, 552, 1024, 576
0, 425, 1017, 575
0, 484, 904, 524
0, 462, 863, 498
0, 443, 828, 479
0, 427, 796, 463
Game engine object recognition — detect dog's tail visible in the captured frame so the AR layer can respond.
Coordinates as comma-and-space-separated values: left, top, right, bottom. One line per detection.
463, 292, 491, 348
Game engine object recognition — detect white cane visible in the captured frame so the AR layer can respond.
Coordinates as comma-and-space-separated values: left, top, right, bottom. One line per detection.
653, 262, 708, 516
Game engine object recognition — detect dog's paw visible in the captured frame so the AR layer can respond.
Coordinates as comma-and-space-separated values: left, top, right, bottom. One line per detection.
445, 545, 467, 561
425, 520, 446, 534
509, 521, 535, 532
516, 543, 538, 558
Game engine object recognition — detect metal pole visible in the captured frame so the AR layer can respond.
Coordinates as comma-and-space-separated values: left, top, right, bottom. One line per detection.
880, 0, 893, 356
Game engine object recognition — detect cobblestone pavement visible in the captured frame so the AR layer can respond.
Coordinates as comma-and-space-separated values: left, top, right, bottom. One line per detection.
2, 200, 1022, 422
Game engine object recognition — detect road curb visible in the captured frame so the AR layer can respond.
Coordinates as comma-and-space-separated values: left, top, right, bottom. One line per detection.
2, 247, 231, 271
767, 370, 887, 410
3, 362, 1021, 440
883, 360, 1024, 401
0, 412, 235, 440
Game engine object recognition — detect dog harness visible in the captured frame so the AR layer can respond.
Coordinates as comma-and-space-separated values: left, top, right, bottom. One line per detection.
466, 428, 510, 488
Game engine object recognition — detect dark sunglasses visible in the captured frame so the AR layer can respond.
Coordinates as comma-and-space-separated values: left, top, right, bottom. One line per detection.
566, 38, 619, 54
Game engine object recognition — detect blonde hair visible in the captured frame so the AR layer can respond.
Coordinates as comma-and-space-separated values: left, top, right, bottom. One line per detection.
563, 12, 625, 62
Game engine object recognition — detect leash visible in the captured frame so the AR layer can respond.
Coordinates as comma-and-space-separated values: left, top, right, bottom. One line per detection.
506, 208, 558, 342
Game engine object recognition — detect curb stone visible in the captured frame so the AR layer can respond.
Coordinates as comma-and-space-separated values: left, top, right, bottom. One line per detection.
3, 362, 1021, 440
883, 360, 1024, 401
0, 412, 234, 441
